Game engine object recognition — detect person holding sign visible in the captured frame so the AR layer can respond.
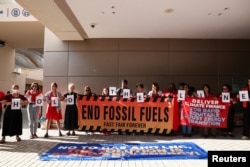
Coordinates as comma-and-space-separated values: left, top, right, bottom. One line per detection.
240, 79, 250, 140
43, 82, 63, 138
0, 84, 28, 143
218, 84, 237, 137
116, 79, 133, 97
148, 82, 162, 98
25, 82, 42, 139
62, 83, 78, 136
101, 87, 111, 135
200, 84, 217, 138
180, 84, 195, 137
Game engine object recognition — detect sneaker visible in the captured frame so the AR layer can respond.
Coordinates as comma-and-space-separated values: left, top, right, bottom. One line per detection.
241, 136, 248, 140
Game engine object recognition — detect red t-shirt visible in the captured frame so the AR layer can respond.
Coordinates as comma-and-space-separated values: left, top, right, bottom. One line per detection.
26, 90, 42, 103
0, 91, 5, 109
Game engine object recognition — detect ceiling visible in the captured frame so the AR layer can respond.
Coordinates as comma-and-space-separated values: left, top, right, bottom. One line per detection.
1, 0, 250, 69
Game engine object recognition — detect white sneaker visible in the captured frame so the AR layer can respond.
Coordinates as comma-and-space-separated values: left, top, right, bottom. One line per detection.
241, 136, 248, 140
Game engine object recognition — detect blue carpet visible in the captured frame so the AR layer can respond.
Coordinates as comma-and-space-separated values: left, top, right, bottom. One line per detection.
40, 142, 207, 161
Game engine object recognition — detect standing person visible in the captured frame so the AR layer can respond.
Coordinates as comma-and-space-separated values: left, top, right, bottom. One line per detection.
148, 82, 162, 98
180, 84, 194, 137
102, 87, 109, 96
218, 84, 237, 137
101, 87, 111, 135
0, 90, 5, 129
83, 86, 96, 96
0, 84, 28, 143
62, 83, 78, 136
241, 78, 250, 140
135, 83, 146, 97
43, 82, 63, 138
116, 79, 133, 97
25, 82, 42, 139
201, 84, 217, 138
162, 83, 179, 134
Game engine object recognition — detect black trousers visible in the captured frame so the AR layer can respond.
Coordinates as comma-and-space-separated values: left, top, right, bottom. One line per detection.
243, 103, 250, 136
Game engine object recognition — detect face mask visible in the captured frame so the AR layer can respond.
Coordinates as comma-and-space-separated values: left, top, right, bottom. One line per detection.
12, 89, 19, 94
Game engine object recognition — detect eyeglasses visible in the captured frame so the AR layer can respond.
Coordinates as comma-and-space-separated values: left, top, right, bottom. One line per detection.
85, 89, 90, 92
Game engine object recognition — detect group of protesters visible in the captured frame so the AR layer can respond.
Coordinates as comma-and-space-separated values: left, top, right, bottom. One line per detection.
1, 78, 250, 144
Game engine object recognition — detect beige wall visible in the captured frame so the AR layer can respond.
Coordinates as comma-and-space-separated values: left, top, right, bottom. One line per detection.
43, 28, 250, 97
0, 46, 26, 93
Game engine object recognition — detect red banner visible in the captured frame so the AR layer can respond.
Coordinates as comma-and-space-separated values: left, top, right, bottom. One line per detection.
77, 96, 174, 134
180, 97, 230, 128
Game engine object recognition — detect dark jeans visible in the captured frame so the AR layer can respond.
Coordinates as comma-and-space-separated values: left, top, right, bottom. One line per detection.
243, 103, 250, 136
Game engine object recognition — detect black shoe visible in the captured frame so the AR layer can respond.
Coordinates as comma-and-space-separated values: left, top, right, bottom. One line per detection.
59, 132, 63, 136
44, 133, 48, 138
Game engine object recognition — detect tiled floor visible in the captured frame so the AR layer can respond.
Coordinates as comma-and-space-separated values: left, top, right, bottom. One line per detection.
0, 110, 250, 167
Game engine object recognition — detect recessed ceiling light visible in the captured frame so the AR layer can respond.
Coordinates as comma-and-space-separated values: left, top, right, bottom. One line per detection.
165, 8, 174, 14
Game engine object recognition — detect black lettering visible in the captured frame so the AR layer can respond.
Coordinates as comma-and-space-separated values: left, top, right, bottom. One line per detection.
122, 106, 127, 121
132, 107, 136, 121
13, 101, 19, 107
116, 106, 121, 120
68, 97, 73, 103
36, 99, 42, 104
152, 107, 158, 122
82, 105, 100, 120
82, 105, 87, 119
157, 107, 163, 122
104, 106, 108, 120
222, 94, 229, 101
140, 107, 145, 121
145, 107, 151, 121
109, 106, 115, 120
164, 107, 169, 122
94, 106, 100, 119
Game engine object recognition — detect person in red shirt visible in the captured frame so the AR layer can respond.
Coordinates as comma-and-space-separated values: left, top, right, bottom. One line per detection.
25, 82, 42, 139
0, 84, 28, 143
162, 83, 179, 134
218, 84, 237, 137
241, 78, 250, 140
200, 84, 217, 138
